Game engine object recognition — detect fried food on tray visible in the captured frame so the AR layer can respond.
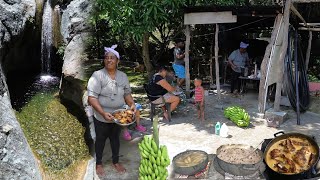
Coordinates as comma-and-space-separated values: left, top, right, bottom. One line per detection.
112, 109, 134, 124
267, 137, 317, 174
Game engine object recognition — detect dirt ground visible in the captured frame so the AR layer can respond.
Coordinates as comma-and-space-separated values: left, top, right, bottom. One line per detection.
94, 87, 320, 180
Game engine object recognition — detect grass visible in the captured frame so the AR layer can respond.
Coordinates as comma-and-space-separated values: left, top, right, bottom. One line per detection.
15, 90, 90, 177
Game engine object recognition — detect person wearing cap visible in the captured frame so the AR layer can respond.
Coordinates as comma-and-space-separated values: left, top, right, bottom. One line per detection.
228, 42, 250, 94
172, 39, 186, 88
87, 45, 146, 176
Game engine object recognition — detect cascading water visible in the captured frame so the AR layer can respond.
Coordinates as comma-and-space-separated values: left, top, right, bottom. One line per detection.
7, 0, 60, 110
41, 0, 53, 74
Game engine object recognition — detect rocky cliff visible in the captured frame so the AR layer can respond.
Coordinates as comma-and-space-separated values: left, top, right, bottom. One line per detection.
59, 0, 92, 108
0, 0, 41, 179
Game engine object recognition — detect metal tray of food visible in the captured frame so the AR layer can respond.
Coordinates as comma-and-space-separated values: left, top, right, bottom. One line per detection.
112, 109, 136, 126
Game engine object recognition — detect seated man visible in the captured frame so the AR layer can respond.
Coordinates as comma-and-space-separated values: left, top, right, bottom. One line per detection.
147, 66, 180, 120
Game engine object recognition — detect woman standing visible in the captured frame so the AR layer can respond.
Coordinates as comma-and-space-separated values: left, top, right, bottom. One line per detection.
87, 45, 146, 176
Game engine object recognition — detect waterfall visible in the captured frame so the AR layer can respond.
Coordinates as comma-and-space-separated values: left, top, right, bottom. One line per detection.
41, 0, 53, 74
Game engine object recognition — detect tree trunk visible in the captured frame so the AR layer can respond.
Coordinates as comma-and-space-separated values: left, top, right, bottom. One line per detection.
185, 25, 191, 98
142, 33, 153, 79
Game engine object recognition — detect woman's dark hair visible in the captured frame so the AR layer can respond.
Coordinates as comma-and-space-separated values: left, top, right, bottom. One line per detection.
155, 66, 168, 72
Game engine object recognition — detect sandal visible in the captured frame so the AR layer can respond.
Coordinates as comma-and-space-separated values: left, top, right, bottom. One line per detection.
113, 163, 126, 173
123, 130, 132, 141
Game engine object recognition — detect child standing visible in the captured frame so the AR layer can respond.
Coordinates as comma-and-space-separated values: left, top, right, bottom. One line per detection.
194, 78, 205, 121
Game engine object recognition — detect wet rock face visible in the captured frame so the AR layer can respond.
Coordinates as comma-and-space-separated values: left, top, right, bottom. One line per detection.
59, 0, 92, 108
0, 0, 42, 178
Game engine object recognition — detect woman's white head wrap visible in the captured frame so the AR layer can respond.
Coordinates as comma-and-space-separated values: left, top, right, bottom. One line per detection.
240, 42, 249, 49
104, 44, 120, 59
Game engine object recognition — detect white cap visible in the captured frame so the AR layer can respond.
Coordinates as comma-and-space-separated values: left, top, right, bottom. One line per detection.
240, 42, 249, 49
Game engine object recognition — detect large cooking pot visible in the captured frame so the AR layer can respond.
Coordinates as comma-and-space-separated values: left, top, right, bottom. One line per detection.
216, 144, 265, 176
264, 131, 320, 176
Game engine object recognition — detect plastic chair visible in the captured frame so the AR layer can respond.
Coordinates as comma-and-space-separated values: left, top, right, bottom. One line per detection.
143, 84, 171, 122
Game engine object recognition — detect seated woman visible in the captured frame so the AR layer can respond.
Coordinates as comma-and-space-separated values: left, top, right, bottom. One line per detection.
147, 66, 180, 120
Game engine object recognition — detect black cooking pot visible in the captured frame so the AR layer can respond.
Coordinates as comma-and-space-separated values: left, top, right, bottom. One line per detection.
263, 131, 319, 178
216, 144, 265, 176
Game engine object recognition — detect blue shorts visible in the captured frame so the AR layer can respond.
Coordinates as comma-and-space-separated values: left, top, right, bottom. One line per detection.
173, 64, 186, 79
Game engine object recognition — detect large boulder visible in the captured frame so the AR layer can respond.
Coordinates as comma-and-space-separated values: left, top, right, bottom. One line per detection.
59, 0, 92, 108
0, 0, 42, 179
0, 0, 40, 74
0, 71, 42, 179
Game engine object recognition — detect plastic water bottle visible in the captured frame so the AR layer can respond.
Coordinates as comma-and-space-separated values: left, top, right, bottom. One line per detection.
215, 122, 221, 135
135, 103, 142, 110
220, 123, 229, 138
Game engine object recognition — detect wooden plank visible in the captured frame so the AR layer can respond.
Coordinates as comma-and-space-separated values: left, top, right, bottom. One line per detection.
215, 24, 221, 100
185, 25, 191, 98
298, 27, 320, 31
258, 14, 283, 113
290, 5, 307, 25
184, 11, 237, 25
305, 31, 312, 70
274, 0, 292, 112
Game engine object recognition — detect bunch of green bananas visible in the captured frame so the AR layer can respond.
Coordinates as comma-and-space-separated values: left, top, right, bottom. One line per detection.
224, 106, 250, 127
138, 136, 170, 180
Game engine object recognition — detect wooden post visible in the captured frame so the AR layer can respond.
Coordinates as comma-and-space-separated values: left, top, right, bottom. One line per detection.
209, 45, 213, 86
305, 31, 312, 70
185, 25, 191, 98
258, 14, 283, 113
215, 24, 221, 100
274, 0, 292, 112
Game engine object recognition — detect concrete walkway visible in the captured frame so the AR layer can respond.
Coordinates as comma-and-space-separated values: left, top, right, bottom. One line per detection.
95, 89, 320, 179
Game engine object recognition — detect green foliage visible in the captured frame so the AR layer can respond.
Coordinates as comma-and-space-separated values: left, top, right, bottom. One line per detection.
94, 0, 186, 41
308, 74, 320, 82
16, 91, 89, 171
57, 43, 66, 58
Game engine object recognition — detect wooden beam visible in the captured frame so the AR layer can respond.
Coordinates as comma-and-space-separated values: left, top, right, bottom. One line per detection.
298, 27, 320, 31
305, 31, 313, 70
185, 25, 191, 98
274, 0, 292, 112
258, 14, 283, 113
299, 22, 320, 26
184, 11, 237, 25
292, 0, 320, 3
290, 5, 307, 26
215, 24, 221, 100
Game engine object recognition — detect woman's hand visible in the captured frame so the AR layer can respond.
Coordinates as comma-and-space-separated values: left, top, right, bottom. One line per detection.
102, 112, 114, 122
130, 104, 136, 113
